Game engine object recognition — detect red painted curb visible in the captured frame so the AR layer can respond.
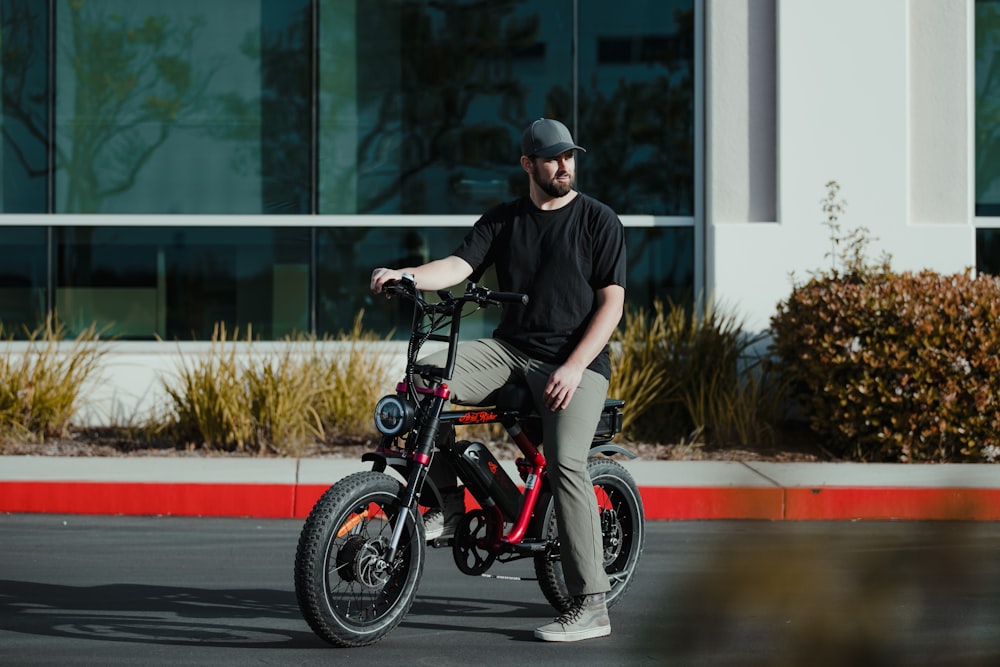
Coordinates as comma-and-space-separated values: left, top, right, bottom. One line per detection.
0, 481, 296, 518
639, 486, 784, 520
295, 484, 331, 518
783, 486, 1000, 521
2, 481, 999, 521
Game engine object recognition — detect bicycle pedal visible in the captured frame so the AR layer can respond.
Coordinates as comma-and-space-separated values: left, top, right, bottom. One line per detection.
428, 537, 454, 548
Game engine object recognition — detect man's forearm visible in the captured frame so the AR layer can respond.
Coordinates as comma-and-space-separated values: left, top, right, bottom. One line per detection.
564, 284, 625, 372
372, 255, 473, 294
404, 256, 473, 292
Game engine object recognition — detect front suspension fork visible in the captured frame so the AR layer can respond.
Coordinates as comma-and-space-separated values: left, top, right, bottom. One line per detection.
383, 462, 429, 561
383, 394, 446, 561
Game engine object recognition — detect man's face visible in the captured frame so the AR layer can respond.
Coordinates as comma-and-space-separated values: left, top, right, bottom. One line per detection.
528, 150, 576, 198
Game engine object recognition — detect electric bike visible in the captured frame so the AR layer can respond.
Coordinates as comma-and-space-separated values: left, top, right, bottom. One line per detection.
294, 276, 644, 647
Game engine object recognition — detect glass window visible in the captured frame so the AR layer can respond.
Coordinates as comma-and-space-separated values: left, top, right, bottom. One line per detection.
0, 0, 700, 340
318, 0, 695, 217
1, 0, 51, 213
5, 0, 697, 217
625, 227, 695, 309
577, 1, 695, 216
977, 0, 1000, 217
56, 226, 311, 340
52, 0, 311, 214
976, 229, 1000, 275
317, 226, 500, 339
318, 0, 554, 215
316, 224, 692, 338
0, 227, 47, 334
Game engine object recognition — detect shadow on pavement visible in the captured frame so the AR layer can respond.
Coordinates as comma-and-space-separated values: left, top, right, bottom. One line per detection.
0, 580, 555, 648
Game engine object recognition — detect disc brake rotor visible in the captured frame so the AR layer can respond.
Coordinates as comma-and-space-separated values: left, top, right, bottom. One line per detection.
600, 508, 623, 564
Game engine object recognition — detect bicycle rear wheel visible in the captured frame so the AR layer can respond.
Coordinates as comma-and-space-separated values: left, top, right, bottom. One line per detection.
533, 458, 645, 612
294, 471, 425, 647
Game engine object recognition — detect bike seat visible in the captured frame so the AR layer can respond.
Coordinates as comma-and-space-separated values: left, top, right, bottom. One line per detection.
494, 382, 625, 415
495, 382, 535, 413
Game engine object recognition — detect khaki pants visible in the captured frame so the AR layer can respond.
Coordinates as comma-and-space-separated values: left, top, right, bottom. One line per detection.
422, 338, 610, 596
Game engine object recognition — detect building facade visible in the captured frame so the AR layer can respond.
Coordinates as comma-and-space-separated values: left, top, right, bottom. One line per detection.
0, 0, 996, 420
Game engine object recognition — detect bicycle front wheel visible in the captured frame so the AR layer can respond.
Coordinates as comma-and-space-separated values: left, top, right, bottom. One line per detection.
294, 471, 425, 647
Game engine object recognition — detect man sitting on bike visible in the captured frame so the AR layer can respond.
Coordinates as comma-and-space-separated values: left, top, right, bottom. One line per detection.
370, 118, 626, 643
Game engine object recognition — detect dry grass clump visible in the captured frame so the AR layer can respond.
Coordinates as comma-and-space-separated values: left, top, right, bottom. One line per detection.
0, 315, 106, 442
162, 313, 393, 455
610, 298, 786, 450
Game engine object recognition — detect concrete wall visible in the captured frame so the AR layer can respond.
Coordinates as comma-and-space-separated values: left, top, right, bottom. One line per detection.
707, 0, 975, 331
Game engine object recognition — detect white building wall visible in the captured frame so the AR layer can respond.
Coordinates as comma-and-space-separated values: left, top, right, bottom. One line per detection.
708, 0, 975, 332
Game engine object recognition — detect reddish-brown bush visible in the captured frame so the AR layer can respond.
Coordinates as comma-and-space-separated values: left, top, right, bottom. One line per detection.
771, 269, 1000, 462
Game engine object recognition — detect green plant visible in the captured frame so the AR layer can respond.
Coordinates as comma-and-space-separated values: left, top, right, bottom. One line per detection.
611, 298, 785, 448
0, 315, 106, 441
245, 347, 324, 457
609, 300, 673, 435
817, 180, 891, 280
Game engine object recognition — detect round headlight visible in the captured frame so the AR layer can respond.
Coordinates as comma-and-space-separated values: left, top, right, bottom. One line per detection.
374, 395, 414, 436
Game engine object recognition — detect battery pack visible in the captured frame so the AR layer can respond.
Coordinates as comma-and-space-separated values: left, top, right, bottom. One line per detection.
452, 440, 523, 521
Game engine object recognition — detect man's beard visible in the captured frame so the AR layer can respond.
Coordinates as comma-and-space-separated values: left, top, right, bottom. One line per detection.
531, 168, 574, 198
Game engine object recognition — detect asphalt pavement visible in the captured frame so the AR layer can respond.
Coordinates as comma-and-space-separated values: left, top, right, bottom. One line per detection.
1, 514, 998, 666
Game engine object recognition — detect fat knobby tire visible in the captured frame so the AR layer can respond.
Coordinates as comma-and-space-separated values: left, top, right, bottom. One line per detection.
294, 471, 425, 647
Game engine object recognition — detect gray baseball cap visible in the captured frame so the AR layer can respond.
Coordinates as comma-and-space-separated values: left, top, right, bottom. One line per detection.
520, 118, 587, 158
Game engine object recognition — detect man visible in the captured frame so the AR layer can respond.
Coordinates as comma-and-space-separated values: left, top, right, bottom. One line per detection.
370, 118, 626, 642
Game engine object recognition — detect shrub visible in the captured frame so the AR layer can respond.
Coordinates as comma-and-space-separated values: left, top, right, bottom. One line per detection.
771, 268, 1000, 462
163, 324, 259, 452
609, 301, 673, 436
611, 298, 785, 448
310, 312, 395, 440
771, 181, 1000, 462
0, 315, 106, 441
162, 314, 393, 455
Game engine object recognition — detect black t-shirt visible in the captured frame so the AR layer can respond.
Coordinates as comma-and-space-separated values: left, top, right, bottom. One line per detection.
451, 193, 626, 379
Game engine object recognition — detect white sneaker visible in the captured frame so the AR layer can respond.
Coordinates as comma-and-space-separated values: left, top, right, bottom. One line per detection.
534, 593, 611, 642
424, 488, 465, 541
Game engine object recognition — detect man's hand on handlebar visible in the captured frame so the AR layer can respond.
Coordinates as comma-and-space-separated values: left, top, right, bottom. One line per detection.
370, 267, 404, 294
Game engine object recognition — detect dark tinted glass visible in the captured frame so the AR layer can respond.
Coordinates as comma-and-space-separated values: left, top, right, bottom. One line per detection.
0, 227, 47, 332
977, 0, 1000, 216
318, 0, 695, 216
976, 228, 1000, 275
316, 226, 499, 339
1, 0, 50, 212
577, 0, 695, 215
0, 0, 698, 340
55, 226, 311, 339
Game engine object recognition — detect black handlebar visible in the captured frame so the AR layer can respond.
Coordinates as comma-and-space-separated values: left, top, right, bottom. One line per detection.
383, 278, 528, 308
381, 277, 527, 385
488, 291, 530, 305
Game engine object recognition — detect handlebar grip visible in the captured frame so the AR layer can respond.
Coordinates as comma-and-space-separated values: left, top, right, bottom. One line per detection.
490, 291, 529, 305
383, 274, 417, 300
